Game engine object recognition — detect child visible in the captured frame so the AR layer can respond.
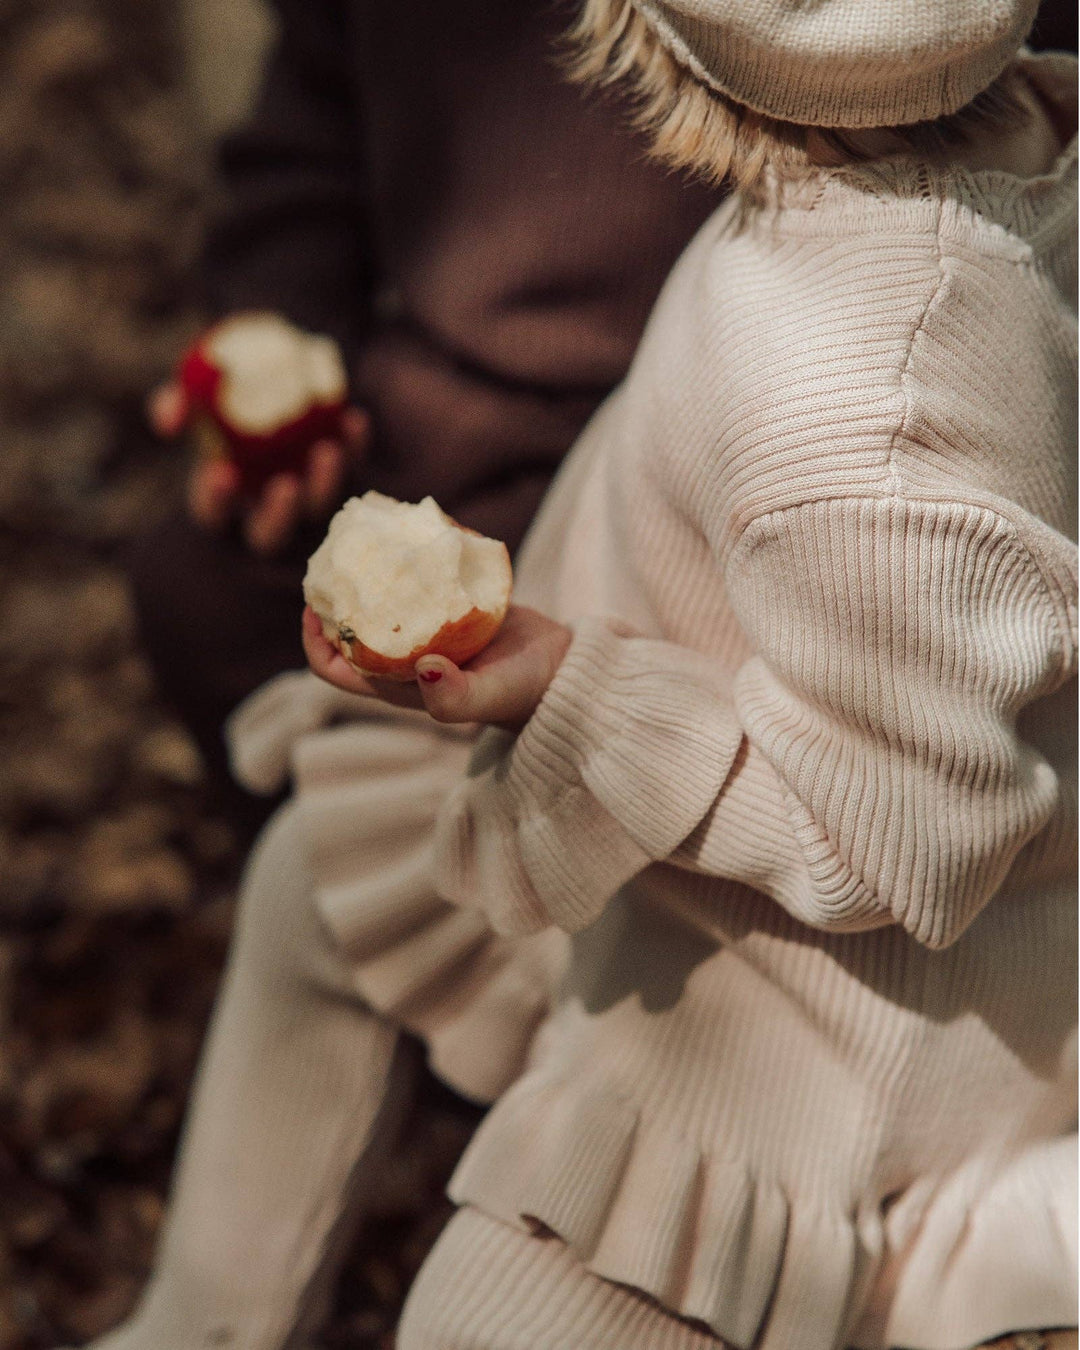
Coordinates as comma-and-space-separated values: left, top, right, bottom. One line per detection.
305, 0, 1078, 1345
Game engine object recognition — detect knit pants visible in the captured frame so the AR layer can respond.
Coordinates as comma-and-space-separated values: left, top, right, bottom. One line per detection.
398, 1208, 1079, 1350
92, 800, 410, 1350
398, 1207, 726, 1350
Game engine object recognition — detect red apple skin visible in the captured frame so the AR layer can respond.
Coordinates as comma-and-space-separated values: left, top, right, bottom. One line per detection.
178, 336, 347, 495
315, 516, 512, 681
337, 603, 509, 682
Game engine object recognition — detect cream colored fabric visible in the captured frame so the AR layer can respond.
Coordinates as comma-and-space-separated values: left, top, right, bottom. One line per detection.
632, 0, 1040, 126
91, 699, 565, 1350
398, 1210, 1080, 1350
398, 1207, 728, 1350
432, 53, 1079, 1350
228, 673, 568, 1104
92, 802, 406, 1350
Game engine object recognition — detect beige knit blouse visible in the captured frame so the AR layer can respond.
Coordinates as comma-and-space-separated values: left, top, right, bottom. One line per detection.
427, 55, 1079, 1350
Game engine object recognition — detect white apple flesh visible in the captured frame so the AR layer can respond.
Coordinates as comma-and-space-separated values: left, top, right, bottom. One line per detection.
304, 492, 513, 681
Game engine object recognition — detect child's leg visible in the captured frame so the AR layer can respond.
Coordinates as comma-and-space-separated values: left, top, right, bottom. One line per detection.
398, 1209, 1079, 1350
396, 1206, 726, 1350
91, 799, 409, 1350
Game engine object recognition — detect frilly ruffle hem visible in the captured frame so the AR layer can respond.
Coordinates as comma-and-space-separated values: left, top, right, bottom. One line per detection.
226, 671, 568, 1104
450, 1070, 1076, 1350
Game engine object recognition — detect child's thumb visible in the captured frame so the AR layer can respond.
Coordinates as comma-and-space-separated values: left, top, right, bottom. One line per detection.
415, 656, 471, 722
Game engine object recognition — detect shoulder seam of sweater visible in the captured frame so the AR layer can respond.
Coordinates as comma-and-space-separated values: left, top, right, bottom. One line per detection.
885, 199, 946, 498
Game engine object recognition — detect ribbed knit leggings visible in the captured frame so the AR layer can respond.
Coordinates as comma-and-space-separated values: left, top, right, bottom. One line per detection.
397, 1210, 1080, 1350
397, 1207, 724, 1349
80, 786, 723, 1350
92, 800, 410, 1350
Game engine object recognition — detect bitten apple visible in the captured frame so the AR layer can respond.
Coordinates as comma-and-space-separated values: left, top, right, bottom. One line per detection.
303, 492, 513, 681
178, 312, 348, 493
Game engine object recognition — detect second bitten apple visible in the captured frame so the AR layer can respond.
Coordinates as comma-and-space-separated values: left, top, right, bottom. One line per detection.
178, 312, 349, 494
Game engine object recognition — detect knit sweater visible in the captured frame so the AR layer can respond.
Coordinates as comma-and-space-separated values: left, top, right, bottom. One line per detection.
430, 52, 1079, 1350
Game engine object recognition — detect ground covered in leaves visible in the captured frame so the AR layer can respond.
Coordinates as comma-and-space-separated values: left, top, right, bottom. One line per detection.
0, 5, 474, 1346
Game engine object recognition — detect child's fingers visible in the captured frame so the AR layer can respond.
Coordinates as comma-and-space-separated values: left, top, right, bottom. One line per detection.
301, 607, 425, 710
414, 653, 546, 729
302, 606, 374, 693
414, 607, 572, 728
244, 474, 304, 555
413, 656, 470, 720
187, 458, 240, 531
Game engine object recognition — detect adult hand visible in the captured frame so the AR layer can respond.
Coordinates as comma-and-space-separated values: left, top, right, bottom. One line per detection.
302, 603, 573, 732
147, 379, 370, 556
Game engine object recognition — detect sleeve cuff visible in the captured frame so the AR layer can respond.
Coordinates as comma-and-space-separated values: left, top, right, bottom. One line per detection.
435, 617, 744, 934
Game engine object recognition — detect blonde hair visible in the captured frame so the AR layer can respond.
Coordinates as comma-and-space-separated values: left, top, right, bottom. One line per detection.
566, 0, 1030, 197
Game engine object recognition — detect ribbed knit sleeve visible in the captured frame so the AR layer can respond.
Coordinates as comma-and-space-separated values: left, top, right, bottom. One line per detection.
435, 494, 1072, 946
435, 620, 744, 933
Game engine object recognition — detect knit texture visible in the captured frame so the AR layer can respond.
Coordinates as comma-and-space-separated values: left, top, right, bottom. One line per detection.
398, 1207, 728, 1349
633, 0, 1040, 126
228, 674, 569, 1104
92, 802, 406, 1350
435, 52, 1078, 1350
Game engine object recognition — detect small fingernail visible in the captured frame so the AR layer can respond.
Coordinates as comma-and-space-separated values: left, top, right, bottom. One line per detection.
418, 668, 442, 684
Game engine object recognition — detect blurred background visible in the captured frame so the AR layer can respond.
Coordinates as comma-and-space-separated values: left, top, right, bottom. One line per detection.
0, 2, 1075, 1347
0, 2, 478, 1345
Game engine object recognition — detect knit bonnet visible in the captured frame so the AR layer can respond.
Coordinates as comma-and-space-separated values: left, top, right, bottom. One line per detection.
630, 0, 1040, 127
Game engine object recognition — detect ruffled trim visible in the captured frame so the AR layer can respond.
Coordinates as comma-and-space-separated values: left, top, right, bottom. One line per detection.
225, 670, 384, 795
434, 616, 743, 937
450, 1071, 1077, 1350
290, 711, 567, 1104
858, 1133, 1078, 1350
227, 671, 568, 1103
449, 1073, 877, 1350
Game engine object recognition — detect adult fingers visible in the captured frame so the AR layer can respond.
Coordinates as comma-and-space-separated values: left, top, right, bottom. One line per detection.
303, 441, 346, 518
244, 474, 304, 555
341, 406, 372, 453
187, 458, 240, 531
148, 381, 188, 438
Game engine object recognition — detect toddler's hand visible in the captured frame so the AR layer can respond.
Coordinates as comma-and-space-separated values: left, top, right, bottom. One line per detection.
302, 604, 572, 732
147, 380, 370, 556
